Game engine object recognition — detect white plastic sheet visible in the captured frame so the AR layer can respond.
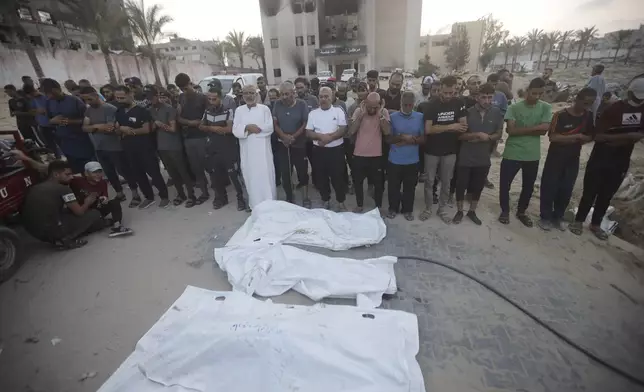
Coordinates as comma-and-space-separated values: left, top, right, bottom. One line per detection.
98, 286, 425, 392
227, 200, 387, 250
215, 243, 397, 307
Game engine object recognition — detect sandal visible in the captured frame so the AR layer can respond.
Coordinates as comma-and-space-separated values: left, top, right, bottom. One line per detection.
516, 213, 534, 228
212, 199, 227, 210
185, 198, 196, 208
419, 210, 432, 221
173, 197, 185, 206
569, 221, 583, 235
438, 209, 452, 224
404, 213, 414, 221
56, 238, 88, 250
452, 211, 464, 224
387, 211, 397, 219
498, 213, 510, 225
590, 226, 609, 240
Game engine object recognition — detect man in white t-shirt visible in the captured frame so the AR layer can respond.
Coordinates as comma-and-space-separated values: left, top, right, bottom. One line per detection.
306, 86, 348, 210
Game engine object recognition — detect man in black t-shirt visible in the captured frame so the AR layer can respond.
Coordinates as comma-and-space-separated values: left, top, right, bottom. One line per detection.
114, 85, 169, 209
539, 88, 596, 232
420, 76, 467, 223
5, 84, 38, 142
570, 79, 644, 240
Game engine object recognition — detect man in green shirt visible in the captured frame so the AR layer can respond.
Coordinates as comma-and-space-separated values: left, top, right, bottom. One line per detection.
499, 78, 552, 227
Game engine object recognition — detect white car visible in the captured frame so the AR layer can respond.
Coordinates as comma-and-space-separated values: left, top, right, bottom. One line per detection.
340, 69, 356, 82
317, 71, 333, 84
198, 73, 264, 97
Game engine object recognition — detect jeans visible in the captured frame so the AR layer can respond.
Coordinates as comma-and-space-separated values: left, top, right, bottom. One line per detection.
539, 151, 579, 221
123, 142, 168, 200
352, 156, 384, 208
387, 162, 418, 213
210, 151, 244, 202
96, 150, 137, 193
159, 149, 195, 199
423, 154, 456, 210
499, 159, 539, 215
184, 138, 215, 195
312, 145, 346, 203
575, 163, 626, 226
277, 144, 309, 201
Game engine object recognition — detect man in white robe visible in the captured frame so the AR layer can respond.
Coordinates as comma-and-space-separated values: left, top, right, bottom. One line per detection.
232, 84, 276, 209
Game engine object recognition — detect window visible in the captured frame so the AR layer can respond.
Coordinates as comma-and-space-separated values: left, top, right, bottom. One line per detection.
307, 35, 316, 45
68, 40, 81, 50
18, 8, 33, 21
308, 64, 317, 75
90, 43, 99, 50
270, 38, 278, 48
295, 36, 303, 46
49, 38, 59, 48
297, 66, 305, 75
38, 10, 53, 24
28, 35, 44, 46
192, 45, 197, 50
273, 68, 282, 77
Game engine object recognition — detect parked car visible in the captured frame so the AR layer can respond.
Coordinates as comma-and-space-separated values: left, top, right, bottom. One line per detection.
317, 71, 333, 84
340, 69, 356, 82
198, 73, 264, 96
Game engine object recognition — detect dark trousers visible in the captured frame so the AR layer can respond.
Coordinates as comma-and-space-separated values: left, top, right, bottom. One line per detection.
159, 150, 195, 199
353, 156, 384, 207
540, 151, 579, 221
312, 145, 346, 203
271, 136, 280, 185
97, 199, 123, 223
210, 152, 244, 202
38, 126, 60, 157
184, 138, 214, 195
277, 144, 309, 201
96, 150, 137, 194
30, 210, 103, 243
456, 165, 490, 202
18, 124, 40, 144
123, 143, 168, 200
306, 140, 316, 185
575, 163, 626, 226
343, 139, 354, 184
499, 159, 539, 215
387, 162, 418, 213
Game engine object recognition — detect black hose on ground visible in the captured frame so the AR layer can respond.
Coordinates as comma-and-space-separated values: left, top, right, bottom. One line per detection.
397, 255, 644, 387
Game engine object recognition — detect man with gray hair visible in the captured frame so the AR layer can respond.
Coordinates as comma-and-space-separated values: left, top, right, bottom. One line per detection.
273, 81, 311, 206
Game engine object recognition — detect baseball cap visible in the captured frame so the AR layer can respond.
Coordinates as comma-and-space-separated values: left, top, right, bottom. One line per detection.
84, 161, 103, 173
629, 78, 644, 100
125, 76, 142, 86
422, 76, 434, 86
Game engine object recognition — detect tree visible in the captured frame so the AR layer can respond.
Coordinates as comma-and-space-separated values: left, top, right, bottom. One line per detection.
58, 0, 128, 85
244, 36, 266, 76
226, 30, 247, 69
500, 39, 513, 68
206, 39, 228, 68
417, 54, 439, 77
0, 2, 45, 78
478, 50, 497, 70
575, 26, 598, 66
510, 36, 526, 71
611, 29, 635, 63
526, 28, 544, 61
565, 39, 577, 69
624, 41, 638, 65
125, 0, 173, 85
544, 31, 561, 67
478, 15, 508, 71
556, 30, 574, 68
444, 24, 470, 70
536, 34, 548, 71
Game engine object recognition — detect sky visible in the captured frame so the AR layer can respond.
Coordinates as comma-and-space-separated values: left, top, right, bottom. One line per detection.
152, 0, 644, 42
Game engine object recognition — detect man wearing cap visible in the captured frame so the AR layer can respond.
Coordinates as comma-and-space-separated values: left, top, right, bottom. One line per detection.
71, 162, 133, 237
125, 77, 150, 108
415, 76, 433, 108
80, 86, 138, 203
570, 79, 644, 240
207, 78, 237, 111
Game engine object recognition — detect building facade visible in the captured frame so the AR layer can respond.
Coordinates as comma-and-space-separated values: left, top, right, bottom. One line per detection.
154, 36, 260, 71
418, 19, 486, 73
0, 0, 129, 52
259, 0, 422, 85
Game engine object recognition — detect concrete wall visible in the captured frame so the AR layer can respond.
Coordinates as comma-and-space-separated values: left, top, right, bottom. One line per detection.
0, 46, 214, 87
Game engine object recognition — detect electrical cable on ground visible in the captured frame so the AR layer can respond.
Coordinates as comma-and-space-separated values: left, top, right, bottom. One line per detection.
397, 256, 644, 387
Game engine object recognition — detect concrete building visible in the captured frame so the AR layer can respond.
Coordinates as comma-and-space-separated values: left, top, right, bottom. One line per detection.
259, 0, 422, 85
154, 36, 259, 71
419, 19, 486, 72
0, 0, 129, 52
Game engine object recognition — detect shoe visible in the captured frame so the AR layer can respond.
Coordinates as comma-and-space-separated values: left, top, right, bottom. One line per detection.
538, 219, 553, 231
185, 198, 196, 208
128, 196, 141, 208
237, 199, 246, 211
438, 208, 451, 224
138, 199, 156, 209
467, 211, 482, 225
553, 220, 567, 232
115, 193, 126, 202
353, 206, 364, 213
419, 210, 432, 221
403, 213, 414, 221
159, 198, 170, 208
109, 226, 134, 238
452, 211, 464, 224
213, 199, 228, 210
195, 193, 209, 205
173, 196, 186, 206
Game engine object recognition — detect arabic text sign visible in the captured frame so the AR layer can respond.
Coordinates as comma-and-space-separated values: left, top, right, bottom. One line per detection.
315, 45, 367, 57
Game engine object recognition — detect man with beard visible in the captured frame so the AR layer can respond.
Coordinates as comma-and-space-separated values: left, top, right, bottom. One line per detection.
453, 83, 503, 225
175, 73, 211, 204
366, 70, 386, 96
295, 77, 319, 111
81, 86, 137, 203
384, 73, 403, 112
347, 92, 391, 213
570, 79, 644, 240
23, 84, 58, 155
201, 87, 247, 211
232, 85, 276, 209
306, 87, 348, 210
42, 78, 95, 173
420, 76, 467, 223
114, 85, 169, 209
257, 76, 271, 105
232, 82, 244, 107
415, 79, 441, 189
336, 81, 353, 111
207, 78, 237, 111
346, 82, 370, 193
464, 75, 481, 109
273, 81, 310, 207
125, 77, 150, 108
415, 76, 433, 108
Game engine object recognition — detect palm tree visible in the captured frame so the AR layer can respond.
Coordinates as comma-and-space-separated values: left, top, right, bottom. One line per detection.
611, 29, 635, 63
556, 30, 574, 68
526, 28, 543, 61
206, 39, 228, 68
0, 2, 45, 78
565, 39, 577, 69
244, 36, 266, 76
510, 36, 526, 71
575, 26, 598, 66
544, 31, 561, 67
125, 0, 173, 85
500, 39, 513, 69
536, 34, 549, 71
58, 0, 128, 84
226, 30, 247, 68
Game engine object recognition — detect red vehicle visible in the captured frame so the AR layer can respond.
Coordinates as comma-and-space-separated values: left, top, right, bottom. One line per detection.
0, 130, 44, 283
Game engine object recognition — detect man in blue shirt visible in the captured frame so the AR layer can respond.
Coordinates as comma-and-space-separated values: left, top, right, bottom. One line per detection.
42, 78, 95, 173
387, 91, 424, 221
23, 84, 60, 157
